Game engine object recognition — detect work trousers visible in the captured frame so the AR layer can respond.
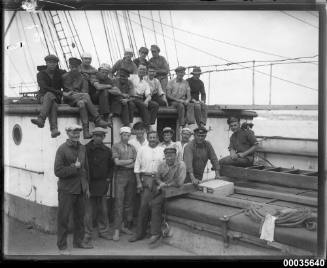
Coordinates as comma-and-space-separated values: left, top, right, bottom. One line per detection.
84, 196, 109, 240
219, 155, 253, 167
191, 102, 207, 126
156, 76, 168, 94
132, 98, 159, 125
170, 101, 186, 127
151, 94, 167, 106
110, 97, 135, 126
64, 93, 99, 125
57, 191, 85, 249
38, 92, 59, 130
90, 89, 110, 116
134, 187, 164, 238
113, 169, 136, 230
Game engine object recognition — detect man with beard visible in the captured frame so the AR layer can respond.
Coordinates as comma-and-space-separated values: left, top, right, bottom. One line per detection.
31, 54, 66, 138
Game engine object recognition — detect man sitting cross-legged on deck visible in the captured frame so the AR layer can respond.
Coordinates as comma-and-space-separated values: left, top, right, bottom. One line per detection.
62, 57, 109, 139
219, 117, 259, 168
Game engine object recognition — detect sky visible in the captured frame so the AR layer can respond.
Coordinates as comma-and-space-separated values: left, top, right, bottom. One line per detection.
3, 10, 319, 105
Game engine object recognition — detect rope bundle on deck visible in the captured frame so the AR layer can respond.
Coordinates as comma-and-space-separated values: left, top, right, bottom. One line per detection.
245, 205, 317, 231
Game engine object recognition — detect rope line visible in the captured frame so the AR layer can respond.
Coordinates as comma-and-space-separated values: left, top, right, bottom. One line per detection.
100, 10, 113, 65
169, 11, 179, 66
84, 11, 100, 65
280, 11, 318, 29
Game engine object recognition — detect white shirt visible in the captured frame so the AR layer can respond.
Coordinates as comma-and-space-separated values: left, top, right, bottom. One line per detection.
129, 74, 151, 97
134, 145, 165, 173
144, 76, 165, 96
129, 138, 148, 153
175, 141, 189, 161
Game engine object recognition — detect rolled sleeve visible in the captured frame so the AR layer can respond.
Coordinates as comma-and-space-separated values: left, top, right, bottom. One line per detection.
134, 149, 142, 173
175, 162, 186, 186
111, 144, 120, 159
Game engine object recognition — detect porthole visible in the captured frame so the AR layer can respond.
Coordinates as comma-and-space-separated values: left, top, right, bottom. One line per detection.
12, 124, 22, 145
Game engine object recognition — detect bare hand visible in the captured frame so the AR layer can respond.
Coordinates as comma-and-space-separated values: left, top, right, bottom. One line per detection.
238, 152, 245, 158
165, 101, 169, 107
120, 98, 128, 104
85, 189, 90, 199
190, 175, 200, 185
75, 158, 81, 169
231, 153, 238, 160
63, 91, 73, 97
122, 93, 129, 98
144, 101, 149, 107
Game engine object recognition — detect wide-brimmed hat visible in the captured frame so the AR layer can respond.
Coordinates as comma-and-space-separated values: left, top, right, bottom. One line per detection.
191, 66, 202, 75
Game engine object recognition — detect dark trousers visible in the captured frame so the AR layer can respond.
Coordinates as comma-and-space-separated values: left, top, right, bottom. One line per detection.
113, 170, 136, 229
132, 98, 159, 125
193, 102, 208, 126
134, 188, 164, 238
170, 101, 186, 126
57, 191, 85, 249
110, 97, 135, 126
84, 196, 109, 240
64, 93, 99, 125
90, 90, 110, 116
151, 94, 167, 106
38, 92, 58, 130
219, 155, 253, 167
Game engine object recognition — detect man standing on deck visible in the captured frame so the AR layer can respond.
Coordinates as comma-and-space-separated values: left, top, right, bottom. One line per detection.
183, 127, 220, 185
80, 52, 97, 83
54, 124, 92, 250
175, 127, 193, 161
166, 66, 191, 129
133, 47, 149, 68
62, 57, 109, 139
83, 127, 114, 248
129, 146, 186, 244
129, 122, 148, 152
129, 131, 165, 243
159, 127, 178, 150
148, 45, 170, 93
219, 117, 259, 167
112, 48, 138, 77
31, 54, 66, 138
129, 65, 159, 130
144, 65, 169, 107
112, 127, 137, 241
186, 67, 208, 127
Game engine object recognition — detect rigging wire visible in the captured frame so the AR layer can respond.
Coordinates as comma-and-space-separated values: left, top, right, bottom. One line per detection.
125, 14, 318, 92
138, 10, 147, 47
127, 11, 139, 55
114, 11, 126, 52
100, 10, 114, 65
169, 11, 179, 66
306, 11, 319, 18
67, 11, 85, 53
129, 11, 318, 65
106, 11, 120, 61
158, 11, 169, 64
8, 55, 28, 84
29, 12, 49, 54
150, 10, 158, 44
123, 11, 135, 55
280, 11, 318, 29
36, 13, 54, 53
63, 11, 82, 58
14, 16, 35, 80
84, 11, 100, 65
108, 11, 122, 59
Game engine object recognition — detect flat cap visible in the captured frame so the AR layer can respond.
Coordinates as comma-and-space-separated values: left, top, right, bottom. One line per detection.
69, 57, 82, 66
162, 127, 174, 134
133, 121, 147, 130
181, 127, 193, 134
164, 147, 177, 154
44, 54, 59, 62
191, 66, 202, 74
81, 52, 92, 58
99, 63, 111, 72
120, 126, 131, 134
91, 127, 107, 135
139, 47, 149, 54
175, 66, 186, 73
150, 44, 160, 52
194, 126, 208, 134
65, 124, 82, 132
227, 117, 240, 125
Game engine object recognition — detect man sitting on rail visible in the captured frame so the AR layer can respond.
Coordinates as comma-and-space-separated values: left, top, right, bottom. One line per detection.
219, 117, 259, 167
112, 48, 138, 77
80, 52, 97, 83
62, 57, 109, 139
133, 47, 149, 68
31, 54, 66, 138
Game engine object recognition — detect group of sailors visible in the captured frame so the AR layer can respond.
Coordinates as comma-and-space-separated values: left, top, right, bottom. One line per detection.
54, 118, 258, 251
31, 44, 259, 251
31, 45, 207, 139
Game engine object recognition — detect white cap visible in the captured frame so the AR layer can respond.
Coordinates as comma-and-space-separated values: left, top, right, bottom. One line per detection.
65, 124, 83, 132
120, 126, 131, 134
124, 48, 134, 54
181, 127, 193, 134
99, 63, 111, 71
81, 52, 92, 58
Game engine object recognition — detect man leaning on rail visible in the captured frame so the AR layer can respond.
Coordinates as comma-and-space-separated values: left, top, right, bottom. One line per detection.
219, 117, 259, 168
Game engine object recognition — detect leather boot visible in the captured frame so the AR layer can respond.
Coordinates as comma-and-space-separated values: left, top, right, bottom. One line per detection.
51, 129, 61, 138
31, 116, 45, 128
94, 115, 109, 128
49, 103, 60, 138
82, 124, 92, 139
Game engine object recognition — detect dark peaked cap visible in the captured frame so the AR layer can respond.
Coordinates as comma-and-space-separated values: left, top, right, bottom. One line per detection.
69, 57, 82, 66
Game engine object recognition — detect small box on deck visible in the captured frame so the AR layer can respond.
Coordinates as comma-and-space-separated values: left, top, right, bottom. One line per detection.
198, 179, 234, 196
